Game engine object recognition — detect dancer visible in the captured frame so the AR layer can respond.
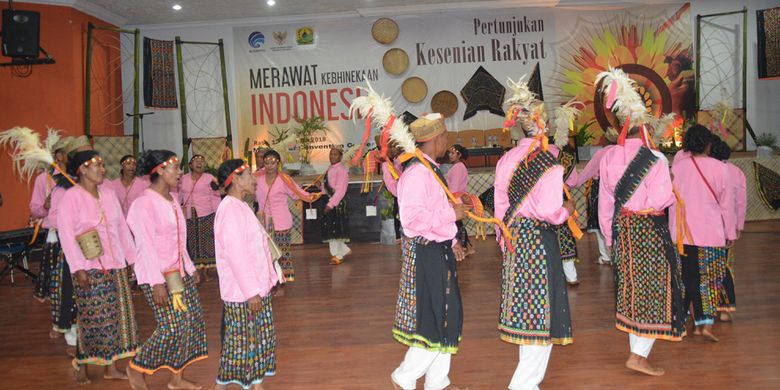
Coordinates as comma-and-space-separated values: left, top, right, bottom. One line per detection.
446, 144, 474, 256
597, 68, 685, 375
57, 150, 139, 384
495, 81, 574, 389
391, 114, 469, 390
179, 154, 221, 275
552, 144, 581, 286
256, 149, 319, 282
214, 159, 280, 390
320, 146, 351, 265
710, 139, 746, 320
125, 150, 207, 390
670, 125, 736, 341
108, 155, 150, 217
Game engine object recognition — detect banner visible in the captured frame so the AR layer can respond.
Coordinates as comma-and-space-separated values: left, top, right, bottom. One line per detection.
233, 3, 692, 169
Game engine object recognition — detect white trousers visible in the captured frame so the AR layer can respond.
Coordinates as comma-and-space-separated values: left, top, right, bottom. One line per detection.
328, 239, 351, 259
629, 334, 655, 358
594, 230, 610, 262
508, 344, 553, 390
562, 260, 578, 283
392, 347, 451, 390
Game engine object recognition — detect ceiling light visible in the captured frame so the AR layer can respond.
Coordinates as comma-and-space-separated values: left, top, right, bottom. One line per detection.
267, 0, 276, 6
172, 4, 182, 11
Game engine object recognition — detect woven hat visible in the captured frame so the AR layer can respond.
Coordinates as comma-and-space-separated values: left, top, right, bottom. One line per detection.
401, 77, 427, 103
383, 48, 409, 75
431, 90, 459, 118
52, 136, 73, 153
409, 113, 446, 143
372, 18, 399, 44
64, 135, 91, 155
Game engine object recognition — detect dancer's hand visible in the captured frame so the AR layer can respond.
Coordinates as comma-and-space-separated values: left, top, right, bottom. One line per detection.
74, 270, 90, 290
248, 295, 262, 311
324, 205, 333, 214
453, 242, 466, 262
452, 203, 468, 221
152, 283, 169, 306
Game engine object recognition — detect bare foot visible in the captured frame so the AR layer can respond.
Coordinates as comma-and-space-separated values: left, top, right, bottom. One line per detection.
249, 383, 265, 390
273, 286, 285, 297
625, 354, 665, 376
693, 326, 702, 336
66, 346, 76, 358
168, 377, 202, 389
50, 329, 62, 339
701, 327, 719, 342
73, 365, 91, 385
127, 366, 148, 390
104, 364, 128, 380
34, 295, 47, 303
719, 312, 733, 322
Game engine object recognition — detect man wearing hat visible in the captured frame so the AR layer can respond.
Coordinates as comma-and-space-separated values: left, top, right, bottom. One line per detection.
391, 113, 469, 390
28, 135, 81, 352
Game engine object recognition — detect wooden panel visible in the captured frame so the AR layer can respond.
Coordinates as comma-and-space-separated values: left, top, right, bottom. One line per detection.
456, 129, 485, 148
485, 128, 513, 148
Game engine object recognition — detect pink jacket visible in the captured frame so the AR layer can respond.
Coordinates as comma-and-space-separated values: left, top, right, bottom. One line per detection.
256, 173, 303, 231
494, 138, 570, 226
573, 146, 615, 187
126, 189, 196, 286
726, 162, 747, 232
669, 153, 737, 247
215, 195, 279, 302
446, 162, 469, 194
109, 176, 151, 217
598, 139, 675, 245
179, 173, 221, 219
322, 163, 348, 208
29, 172, 67, 229
58, 185, 137, 272
398, 153, 457, 243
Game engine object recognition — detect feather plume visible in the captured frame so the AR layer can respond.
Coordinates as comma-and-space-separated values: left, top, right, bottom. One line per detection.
341, 143, 361, 166
0, 126, 53, 182
596, 67, 650, 127
43, 128, 61, 156
504, 75, 535, 107
349, 82, 416, 154
553, 100, 582, 148
647, 113, 677, 144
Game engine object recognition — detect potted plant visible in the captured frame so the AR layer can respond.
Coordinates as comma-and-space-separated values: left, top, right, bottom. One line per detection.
379, 189, 397, 245
293, 116, 329, 175
756, 132, 777, 157
574, 120, 596, 160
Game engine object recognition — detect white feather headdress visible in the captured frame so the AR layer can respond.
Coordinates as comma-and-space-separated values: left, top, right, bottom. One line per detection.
349, 81, 415, 155
504, 75, 536, 107
647, 113, 677, 144
553, 100, 582, 148
595, 67, 650, 128
0, 127, 58, 183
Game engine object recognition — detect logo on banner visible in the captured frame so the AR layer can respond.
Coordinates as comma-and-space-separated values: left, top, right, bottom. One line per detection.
296, 26, 314, 45
248, 31, 266, 48
273, 31, 288, 45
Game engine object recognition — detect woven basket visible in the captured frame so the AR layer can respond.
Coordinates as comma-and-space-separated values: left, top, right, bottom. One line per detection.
402, 77, 428, 103
431, 90, 459, 118
76, 229, 103, 260
372, 18, 399, 44
383, 48, 409, 75
164, 270, 185, 294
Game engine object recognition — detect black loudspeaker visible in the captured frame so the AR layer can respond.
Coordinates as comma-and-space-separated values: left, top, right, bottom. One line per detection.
2, 9, 40, 58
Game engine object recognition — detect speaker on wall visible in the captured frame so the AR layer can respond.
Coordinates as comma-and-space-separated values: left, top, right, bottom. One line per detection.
1, 9, 41, 58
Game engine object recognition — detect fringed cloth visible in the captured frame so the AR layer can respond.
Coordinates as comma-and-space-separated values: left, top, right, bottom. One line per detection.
718, 248, 737, 313
72, 268, 138, 369
217, 297, 277, 389
613, 210, 686, 340
129, 275, 208, 375
186, 209, 216, 269
499, 215, 573, 346
51, 251, 77, 333
393, 237, 463, 354
681, 245, 728, 326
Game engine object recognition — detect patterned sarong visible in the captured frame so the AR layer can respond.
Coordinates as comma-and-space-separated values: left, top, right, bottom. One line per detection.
51, 251, 77, 333
393, 237, 463, 353
130, 275, 208, 374
34, 241, 58, 301
718, 248, 737, 312
321, 174, 349, 242
186, 211, 216, 269
72, 268, 138, 368
217, 297, 276, 388
272, 229, 293, 281
681, 245, 728, 326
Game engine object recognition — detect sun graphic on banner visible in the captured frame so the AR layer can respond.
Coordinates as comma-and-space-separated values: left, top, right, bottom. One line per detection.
553, 3, 694, 145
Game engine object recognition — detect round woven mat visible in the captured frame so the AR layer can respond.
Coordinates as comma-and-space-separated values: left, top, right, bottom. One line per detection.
431, 90, 459, 118
402, 77, 428, 103
372, 18, 399, 44
383, 48, 409, 75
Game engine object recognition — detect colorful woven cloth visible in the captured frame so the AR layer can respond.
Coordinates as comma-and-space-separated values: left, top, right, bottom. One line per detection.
755, 161, 780, 210
186, 210, 216, 269
217, 297, 276, 388
757, 7, 780, 79
50, 251, 76, 333
143, 37, 178, 109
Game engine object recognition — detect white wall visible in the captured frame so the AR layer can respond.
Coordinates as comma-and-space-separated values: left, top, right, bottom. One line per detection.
122, 0, 780, 154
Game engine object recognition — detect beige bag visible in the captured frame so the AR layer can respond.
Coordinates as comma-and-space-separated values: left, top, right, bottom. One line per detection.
164, 270, 185, 294
76, 229, 103, 260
